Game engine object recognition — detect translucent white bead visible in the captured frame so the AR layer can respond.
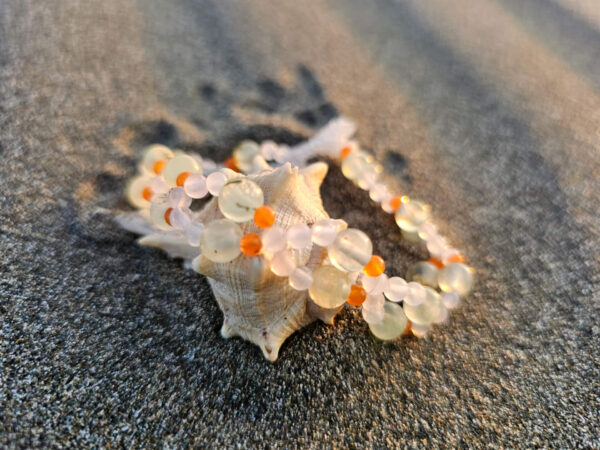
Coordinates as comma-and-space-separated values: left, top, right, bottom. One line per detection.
308, 265, 350, 309
206, 171, 228, 196
286, 223, 312, 249
406, 262, 439, 288
434, 304, 449, 324
369, 183, 389, 203
384, 277, 409, 302
169, 207, 192, 230
218, 178, 264, 222
270, 251, 296, 277
438, 263, 474, 296
441, 291, 461, 309
395, 200, 430, 232
311, 219, 339, 247
362, 273, 388, 295
328, 228, 373, 272
381, 197, 396, 214
168, 187, 192, 209
200, 219, 242, 263
404, 281, 427, 306
233, 140, 260, 173
289, 266, 314, 290
149, 196, 172, 230
163, 154, 201, 187
441, 248, 461, 264
417, 222, 438, 241
150, 176, 168, 195
341, 151, 377, 183
357, 167, 380, 190
411, 323, 431, 338
126, 174, 154, 208
183, 173, 208, 199
262, 226, 287, 254
403, 287, 443, 325
368, 302, 408, 340
185, 222, 204, 247
141, 144, 173, 172
426, 235, 447, 258
361, 293, 385, 324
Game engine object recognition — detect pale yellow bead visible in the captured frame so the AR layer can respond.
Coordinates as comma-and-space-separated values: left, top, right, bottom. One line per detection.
406, 262, 439, 288
149, 196, 172, 231
403, 287, 443, 325
341, 151, 382, 189
233, 140, 260, 173
308, 265, 351, 309
218, 178, 264, 222
200, 219, 243, 263
163, 155, 201, 187
395, 200, 430, 232
126, 174, 153, 208
328, 228, 373, 272
141, 144, 173, 172
437, 263, 474, 296
368, 302, 408, 340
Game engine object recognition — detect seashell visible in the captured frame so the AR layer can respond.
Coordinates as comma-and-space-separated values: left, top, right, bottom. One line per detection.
118, 161, 343, 361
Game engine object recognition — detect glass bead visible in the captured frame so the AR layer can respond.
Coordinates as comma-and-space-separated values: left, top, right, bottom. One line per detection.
347, 284, 367, 306
163, 154, 201, 187
270, 250, 296, 277
289, 266, 314, 291
126, 175, 154, 208
438, 263, 474, 296
404, 281, 427, 306
218, 178, 264, 222
426, 235, 448, 258
435, 304, 449, 324
185, 222, 204, 247
233, 140, 260, 173
368, 302, 408, 340
183, 173, 208, 199
403, 287, 443, 325
260, 140, 281, 161
411, 323, 431, 338
200, 219, 243, 263
369, 183, 389, 203
206, 171, 228, 196
169, 207, 192, 230
341, 151, 377, 183
363, 255, 385, 277
395, 200, 430, 232
254, 206, 276, 228
262, 226, 286, 254
141, 144, 173, 173
441, 291, 461, 309
406, 261, 439, 288
384, 277, 409, 302
308, 265, 351, 309
168, 187, 192, 209
362, 273, 388, 295
328, 228, 373, 272
311, 219, 339, 247
240, 233, 262, 256
287, 223, 312, 249
361, 293, 385, 324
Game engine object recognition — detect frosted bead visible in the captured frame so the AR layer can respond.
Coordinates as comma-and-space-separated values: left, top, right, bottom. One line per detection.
233, 140, 260, 173
169, 207, 192, 230
426, 235, 447, 258
218, 178, 264, 222
286, 223, 312, 249
328, 228, 373, 272
260, 140, 280, 161
289, 266, 314, 290
126, 175, 154, 208
403, 287, 443, 325
308, 265, 351, 309
149, 196, 172, 230
311, 219, 339, 247
438, 263, 474, 296
262, 226, 287, 254
368, 302, 408, 340
435, 304, 449, 324
183, 173, 208, 199
341, 151, 375, 182
270, 251, 296, 277
369, 183, 389, 203
384, 277, 409, 302
362, 273, 388, 295
163, 155, 201, 187
361, 293, 385, 324
441, 291, 461, 309
206, 171, 228, 196
185, 222, 204, 247
200, 219, 242, 263
411, 323, 431, 338
168, 187, 192, 209
395, 200, 430, 232
141, 144, 173, 173
406, 262, 439, 288
404, 282, 427, 306
417, 222, 438, 241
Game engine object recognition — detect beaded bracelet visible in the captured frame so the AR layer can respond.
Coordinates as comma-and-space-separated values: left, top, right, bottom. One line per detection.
120, 118, 474, 360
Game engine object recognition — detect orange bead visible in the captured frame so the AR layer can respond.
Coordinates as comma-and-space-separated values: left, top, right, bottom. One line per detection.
347, 284, 367, 306
447, 253, 467, 263
254, 205, 276, 228
225, 157, 240, 172
142, 186, 154, 202
428, 257, 444, 269
176, 171, 190, 187
389, 195, 403, 212
240, 233, 262, 256
402, 320, 412, 336
363, 255, 385, 277
164, 207, 173, 226
339, 146, 352, 160
153, 160, 167, 174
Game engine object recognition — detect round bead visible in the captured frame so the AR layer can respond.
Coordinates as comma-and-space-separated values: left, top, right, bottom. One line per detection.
233, 140, 260, 173
289, 266, 314, 291
347, 284, 367, 306
240, 233, 262, 256
369, 183, 389, 203
149, 197, 172, 231
406, 262, 439, 288
339, 146, 352, 159
260, 140, 282, 161
361, 293, 385, 324
287, 223, 312, 249
438, 263, 474, 296
262, 226, 286, 254
362, 273, 388, 295
384, 277, 409, 302
389, 195, 405, 212
441, 291, 461, 309
308, 265, 351, 309
141, 144, 173, 173
368, 302, 408, 340
411, 323, 431, 338
126, 175, 154, 208
270, 251, 296, 277
206, 171, 228, 196
169, 207, 192, 230
426, 235, 448, 258
328, 228, 373, 272
403, 287, 443, 325
183, 173, 208, 199
200, 219, 243, 263
254, 206, 276, 228
311, 219, 339, 247
218, 178, 264, 222
363, 255, 385, 277
395, 200, 430, 232
163, 155, 201, 187
168, 187, 192, 209
185, 222, 204, 247
404, 281, 427, 306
